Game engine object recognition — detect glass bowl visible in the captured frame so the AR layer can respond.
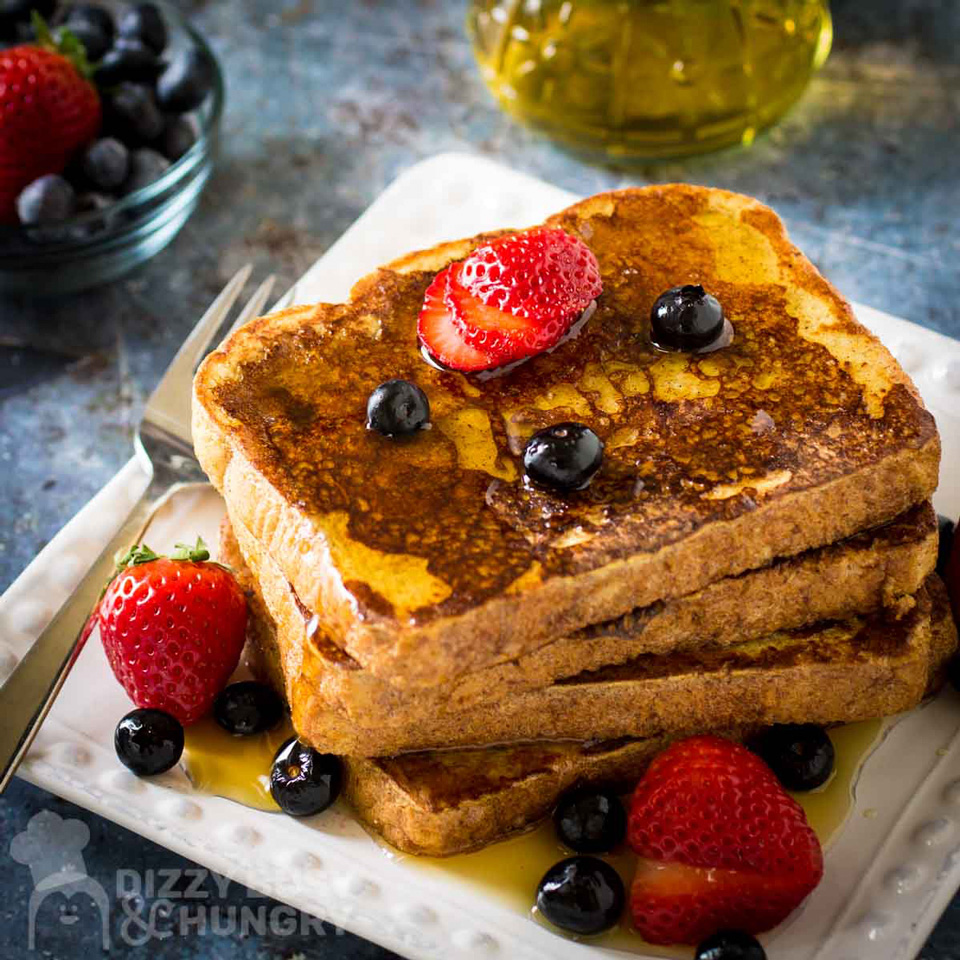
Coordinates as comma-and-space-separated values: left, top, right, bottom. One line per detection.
0, 0, 224, 297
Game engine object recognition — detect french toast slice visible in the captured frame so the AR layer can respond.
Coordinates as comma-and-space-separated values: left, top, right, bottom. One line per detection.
343, 734, 729, 858
263, 582, 953, 756
234, 549, 957, 856
194, 186, 939, 689
363, 592, 955, 856
225, 505, 938, 720
224, 516, 954, 757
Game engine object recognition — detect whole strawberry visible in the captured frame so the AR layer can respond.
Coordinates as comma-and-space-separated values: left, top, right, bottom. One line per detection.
98, 538, 247, 725
627, 735, 823, 945
0, 15, 101, 222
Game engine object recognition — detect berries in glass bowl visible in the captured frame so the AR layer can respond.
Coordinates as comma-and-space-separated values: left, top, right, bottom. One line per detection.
0, 1, 224, 296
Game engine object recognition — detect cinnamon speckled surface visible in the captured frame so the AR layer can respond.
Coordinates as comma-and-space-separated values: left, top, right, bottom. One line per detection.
1, 0, 958, 956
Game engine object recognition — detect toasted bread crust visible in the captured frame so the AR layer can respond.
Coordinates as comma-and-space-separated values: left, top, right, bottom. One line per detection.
341, 734, 699, 857
224, 511, 953, 756
225, 500, 938, 721
290, 591, 948, 755
194, 185, 939, 687
243, 579, 954, 856
358, 591, 955, 856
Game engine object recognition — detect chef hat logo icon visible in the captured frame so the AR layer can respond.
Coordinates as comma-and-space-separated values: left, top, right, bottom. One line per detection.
10, 810, 110, 949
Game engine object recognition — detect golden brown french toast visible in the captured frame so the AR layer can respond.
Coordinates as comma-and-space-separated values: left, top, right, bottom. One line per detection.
343, 734, 731, 858
231, 542, 956, 855
224, 515, 953, 757
224, 504, 937, 721
194, 186, 939, 688
365, 593, 956, 856
277, 585, 953, 756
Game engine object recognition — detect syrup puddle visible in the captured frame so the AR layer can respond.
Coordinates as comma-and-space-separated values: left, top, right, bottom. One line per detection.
181, 716, 295, 812
402, 718, 887, 954
178, 717, 886, 954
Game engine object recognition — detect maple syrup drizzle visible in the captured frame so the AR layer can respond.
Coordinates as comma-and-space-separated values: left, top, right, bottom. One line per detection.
180, 717, 886, 952
410, 718, 886, 952
181, 716, 295, 812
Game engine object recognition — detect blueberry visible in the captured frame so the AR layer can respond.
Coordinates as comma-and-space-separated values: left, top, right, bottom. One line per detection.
156, 47, 215, 113
536, 856, 624, 936
695, 929, 767, 960
106, 82, 164, 143
0, 0, 55, 25
651, 284, 725, 351
81, 137, 130, 190
64, 4, 116, 42
0, 0, 47, 37
12, 17, 34, 40
554, 788, 626, 854
97, 39, 160, 86
59, 20, 110, 61
214, 681, 284, 736
523, 422, 603, 493
750, 724, 835, 791
270, 737, 342, 817
949, 655, 960, 693
366, 379, 431, 437
115, 708, 184, 776
121, 147, 169, 194
938, 515, 956, 577
118, 3, 166, 54
16, 175, 76, 225
158, 113, 198, 161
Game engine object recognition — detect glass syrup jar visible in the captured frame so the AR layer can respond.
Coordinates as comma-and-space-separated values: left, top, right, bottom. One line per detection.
468, 0, 832, 160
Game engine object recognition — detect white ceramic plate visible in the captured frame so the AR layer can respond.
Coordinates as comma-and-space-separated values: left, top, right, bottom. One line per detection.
3, 153, 960, 960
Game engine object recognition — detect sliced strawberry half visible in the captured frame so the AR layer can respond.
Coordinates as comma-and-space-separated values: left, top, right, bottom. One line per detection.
446, 265, 573, 366
627, 735, 823, 945
417, 266, 496, 372
630, 858, 815, 946
459, 227, 602, 320
416, 228, 602, 374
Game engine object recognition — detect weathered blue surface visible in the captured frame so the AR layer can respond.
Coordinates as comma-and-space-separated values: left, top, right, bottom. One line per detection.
1, 0, 958, 957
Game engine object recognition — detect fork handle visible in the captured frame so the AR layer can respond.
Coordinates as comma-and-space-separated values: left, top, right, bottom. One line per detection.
0, 479, 161, 793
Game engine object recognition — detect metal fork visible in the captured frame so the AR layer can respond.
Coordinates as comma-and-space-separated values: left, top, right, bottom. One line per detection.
0, 266, 278, 793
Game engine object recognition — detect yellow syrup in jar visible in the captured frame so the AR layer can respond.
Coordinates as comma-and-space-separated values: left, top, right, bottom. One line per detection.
468, 0, 833, 160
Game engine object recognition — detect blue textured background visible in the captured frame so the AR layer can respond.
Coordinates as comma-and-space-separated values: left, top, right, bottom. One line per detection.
1, 0, 958, 957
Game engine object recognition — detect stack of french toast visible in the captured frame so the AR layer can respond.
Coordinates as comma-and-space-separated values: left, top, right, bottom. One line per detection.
193, 185, 956, 858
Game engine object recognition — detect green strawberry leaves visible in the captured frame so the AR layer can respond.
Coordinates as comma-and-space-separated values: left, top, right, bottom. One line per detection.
31, 12, 96, 81
114, 536, 212, 572
171, 537, 211, 563
113, 543, 160, 571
